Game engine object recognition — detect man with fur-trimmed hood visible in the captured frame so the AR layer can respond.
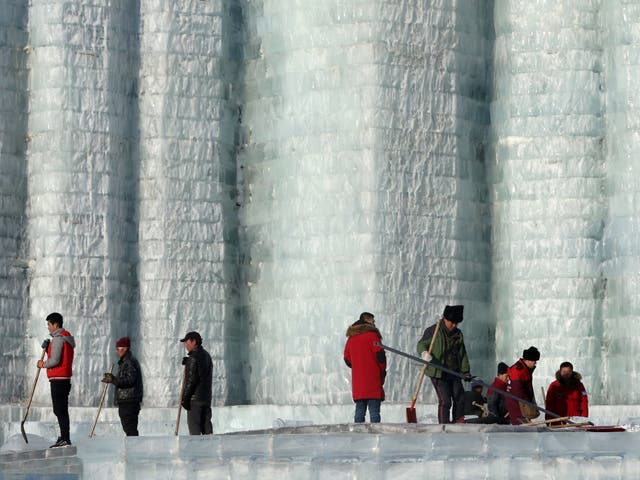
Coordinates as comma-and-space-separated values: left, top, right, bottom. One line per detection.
545, 361, 589, 419
344, 312, 387, 423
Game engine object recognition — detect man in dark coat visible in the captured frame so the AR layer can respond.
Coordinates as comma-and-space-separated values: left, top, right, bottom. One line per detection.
486, 362, 510, 424
417, 305, 472, 423
180, 331, 213, 434
102, 337, 144, 436
343, 312, 387, 423
506, 346, 540, 424
545, 361, 589, 420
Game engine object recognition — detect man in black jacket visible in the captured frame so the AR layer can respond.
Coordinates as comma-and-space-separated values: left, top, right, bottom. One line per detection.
180, 331, 213, 435
102, 337, 144, 436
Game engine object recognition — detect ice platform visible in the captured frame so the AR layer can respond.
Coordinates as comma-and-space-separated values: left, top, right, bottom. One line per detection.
2, 404, 640, 479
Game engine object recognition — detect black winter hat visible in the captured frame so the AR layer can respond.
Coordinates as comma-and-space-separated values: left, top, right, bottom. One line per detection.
522, 346, 540, 361
497, 362, 509, 375
443, 305, 464, 323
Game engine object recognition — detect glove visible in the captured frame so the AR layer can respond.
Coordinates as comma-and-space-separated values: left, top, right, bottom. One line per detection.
41, 339, 50, 349
37, 360, 44, 369
182, 356, 189, 366
421, 351, 433, 362
181, 399, 191, 411
462, 373, 475, 382
101, 373, 115, 384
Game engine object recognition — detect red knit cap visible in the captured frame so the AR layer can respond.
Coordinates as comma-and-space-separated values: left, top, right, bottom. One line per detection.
116, 337, 130, 348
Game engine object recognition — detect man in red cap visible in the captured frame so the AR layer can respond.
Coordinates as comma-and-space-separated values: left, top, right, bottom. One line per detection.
102, 337, 144, 435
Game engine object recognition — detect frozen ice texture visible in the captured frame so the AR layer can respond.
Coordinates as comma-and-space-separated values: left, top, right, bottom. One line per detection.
1, 0, 640, 413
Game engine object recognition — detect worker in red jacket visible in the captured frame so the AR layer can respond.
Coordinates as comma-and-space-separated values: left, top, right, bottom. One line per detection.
506, 346, 540, 424
545, 361, 589, 419
343, 312, 387, 423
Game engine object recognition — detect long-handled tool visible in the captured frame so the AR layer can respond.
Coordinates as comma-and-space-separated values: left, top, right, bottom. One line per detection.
378, 342, 565, 421
21, 348, 47, 443
175, 364, 187, 435
406, 320, 441, 423
89, 363, 114, 438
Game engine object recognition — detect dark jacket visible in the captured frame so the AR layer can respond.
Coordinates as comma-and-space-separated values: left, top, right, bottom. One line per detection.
343, 323, 387, 401
487, 377, 508, 419
113, 350, 143, 405
545, 370, 589, 419
417, 322, 469, 379
183, 345, 213, 406
463, 390, 485, 416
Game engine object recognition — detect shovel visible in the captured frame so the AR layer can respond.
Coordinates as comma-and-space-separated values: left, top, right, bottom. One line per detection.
21, 348, 47, 443
175, 363, 187, 435
406, 319, 441, 423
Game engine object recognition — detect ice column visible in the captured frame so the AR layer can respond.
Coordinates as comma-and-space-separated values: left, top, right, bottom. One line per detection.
137, 0, 244, 406
240, 0, 492, 404
491, 1, 605, 398
0, 0, 29, 403
601, 0, 640, 403
26, 0, 140, 405
375, 0, 494, 400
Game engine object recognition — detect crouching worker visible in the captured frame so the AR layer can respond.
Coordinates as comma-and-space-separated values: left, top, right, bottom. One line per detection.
485, 362, 510, 424
545, 361, 588, 420
344, 312, 387, 423
102, 337, 143, 436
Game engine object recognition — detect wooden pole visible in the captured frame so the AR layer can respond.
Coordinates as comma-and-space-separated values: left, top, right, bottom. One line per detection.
20, 349, 47, 443
175, 365, 187, 435
89, 363, 114, 438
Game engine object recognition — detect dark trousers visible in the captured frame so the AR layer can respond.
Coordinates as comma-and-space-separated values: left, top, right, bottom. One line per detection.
118, 402, 141, 436
431, 375, 465, 423
50, 380, 71, 441
354, 399, 381, 423
187, 400, 213, 435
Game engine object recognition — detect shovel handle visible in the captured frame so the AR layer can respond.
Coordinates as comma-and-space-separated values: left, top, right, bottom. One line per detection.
23, 349, 47, 423
89, 363, 114, 438
175, 365, 187, 435
410, 319, 441, 406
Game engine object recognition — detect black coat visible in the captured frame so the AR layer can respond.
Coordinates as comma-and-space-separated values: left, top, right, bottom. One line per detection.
113, 351, 143, 405
183, 345, 213, 405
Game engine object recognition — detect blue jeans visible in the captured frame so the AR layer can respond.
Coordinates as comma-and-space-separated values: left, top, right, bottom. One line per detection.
354, 399, 381, 423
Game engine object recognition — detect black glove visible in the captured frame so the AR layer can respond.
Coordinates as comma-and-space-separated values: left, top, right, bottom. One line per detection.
182, 356, 189, 366
462, 373, 475, 382
101, 373, 115, 384
41, 339, 50, 349
182, 399, 191, 411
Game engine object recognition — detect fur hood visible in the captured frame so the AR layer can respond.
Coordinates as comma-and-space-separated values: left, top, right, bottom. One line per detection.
555, 369, 582, 386
346, 323, 382, 339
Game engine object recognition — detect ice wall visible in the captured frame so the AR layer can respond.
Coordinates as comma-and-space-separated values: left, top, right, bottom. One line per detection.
136, 0, 245, 407
0, 0, 28, 402
25, 0, 141, 405
601, 0, 640, 403
238, 0, 493, 404
4, 0, 640, 409
491, 0, 607, 401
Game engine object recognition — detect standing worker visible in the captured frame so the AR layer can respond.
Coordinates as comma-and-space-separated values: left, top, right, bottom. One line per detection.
545, 361, 589, 419
506, 346, 541, 424
101, 337, 144, 436
180, 331, 213, 435
417, 305, 472, 424
343, 312, 387, 423
38, 312, 76, 448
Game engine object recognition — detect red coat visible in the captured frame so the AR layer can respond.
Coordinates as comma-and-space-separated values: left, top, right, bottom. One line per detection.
344, 323, 386, 401
506, 359, 535, 424
545, 372, 589, 419
46, 329, 75, 380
